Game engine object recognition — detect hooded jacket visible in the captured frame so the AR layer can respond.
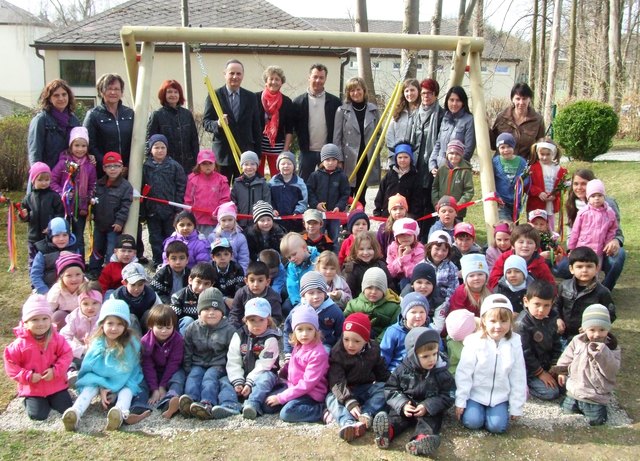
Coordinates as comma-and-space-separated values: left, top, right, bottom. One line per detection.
344, 291, 400, 341
283, 297, 344, 355
162, 230, 211, 269
568, 202, 618, 256
184, 170, 231, 227
432, 159, 474, 218
276, 340, 329, 405
183, 317, 236, 373
226, 325, 281, 388
514, 309, 563, 378
60, 309, 100, 359
20, 188, 65, 243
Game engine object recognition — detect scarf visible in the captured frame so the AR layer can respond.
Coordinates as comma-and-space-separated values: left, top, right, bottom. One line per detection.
50, 108, 72, 138
72, 154, 90, 212
412, 103, 441, 167
261, 90, 283, 147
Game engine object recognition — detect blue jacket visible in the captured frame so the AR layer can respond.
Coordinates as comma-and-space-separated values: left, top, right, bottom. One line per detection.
492, 155, 528, 206
269, 173, 308, 216
30, 234, 79, 295
283, 297, 345, 355
28, 109, 80, 169
307, 167, 350, 211
285, 246, 319, 306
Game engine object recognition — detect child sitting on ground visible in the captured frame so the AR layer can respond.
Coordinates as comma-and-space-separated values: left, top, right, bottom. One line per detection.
326, 313, 389, 442
111, 262, 161, 334
493, 255, 534, 314
162, 211, 210, 269
208, 201, 250, 273
210, 238, 245, 310
485, 221, 513, 272
555, 304, 621, 426
528, 209, 562, 265
150, 241, 191, 304
400, 263, 446, 333
229, 261, 283, 328
301, 209, 334, 254
98, 234, 137, 296
450, 222, 483, 277
448, 254, 491, 318
424, 231, 459, 305
343, 232, 395, 299
47, 251, 86, 331
170, 262, 215, 335
338, 209, 370, 267
245, 201, 286, 261
444, 309, 477, 377
386, 218, 425, 289
259, 249, 286, 299
280, 232, 319, 312
315, 250, 352, 310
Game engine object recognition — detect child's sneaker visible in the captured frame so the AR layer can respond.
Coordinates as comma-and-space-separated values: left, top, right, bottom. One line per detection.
105, 407, 123, 431
62, 408, 78, 432
190, 402, 213, 420
322, 409, 335, 425
66, 370, 79, 389
358, 413, 372, 429
124, 409, 151, 425
242, 404, 258, 420
211, 405, 239, 419
339, 422, 366, 442
179, 395, 193, 417
162, 396, 180, 419
405, 434, 441, 456
373, 411, 392, 449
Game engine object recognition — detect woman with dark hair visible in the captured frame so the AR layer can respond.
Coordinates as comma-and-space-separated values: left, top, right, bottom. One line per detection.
428, 86, 475, 173
147, 79, 200, 174
490, 83, 545, 159
385, 79, 421, 162
333, 77, 380, 204
553, 169, 626, 290
28, 79, 81, 169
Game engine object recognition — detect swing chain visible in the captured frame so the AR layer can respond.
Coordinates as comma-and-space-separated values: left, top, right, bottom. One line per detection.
190, 43, 207, 77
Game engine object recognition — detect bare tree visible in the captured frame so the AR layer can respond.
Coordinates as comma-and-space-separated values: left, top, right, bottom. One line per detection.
473, 0, 484, 37
598, 1, 610, 102
354, 0, 376, 98
400, 0, 420, 80
457, 0, 478, 36
428, 0, 443, 80
47, 0, 97, 26
544, 0, 563, 126
609, 0, 623, 110
567, 0, 578, 97
529, 0, 538, 92
535, 0, 548, 112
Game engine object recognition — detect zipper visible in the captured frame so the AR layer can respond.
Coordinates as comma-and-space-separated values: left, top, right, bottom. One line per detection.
488, 342, 498, 407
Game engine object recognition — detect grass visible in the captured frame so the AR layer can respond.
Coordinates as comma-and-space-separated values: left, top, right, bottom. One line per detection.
611, 137, 640, 150
0, 161, 639, 460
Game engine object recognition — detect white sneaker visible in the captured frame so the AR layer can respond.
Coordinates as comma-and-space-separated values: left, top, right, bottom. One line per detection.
62, 408, 78, 431
105, 407, 123, 431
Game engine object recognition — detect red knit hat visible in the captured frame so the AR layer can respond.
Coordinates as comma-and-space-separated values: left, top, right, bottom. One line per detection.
343, 312, 371, 343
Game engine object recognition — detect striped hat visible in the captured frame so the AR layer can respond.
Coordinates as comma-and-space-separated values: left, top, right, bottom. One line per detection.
56, 251, 85, 276
299, 271, 328, 296
253, 200, 274, 223
582, 304, 611, 330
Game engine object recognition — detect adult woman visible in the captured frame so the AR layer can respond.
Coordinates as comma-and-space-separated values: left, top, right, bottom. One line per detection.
83, 73, 134, 171
256, 65, 294, 177
147, 79, 200, 174
428, 86, 475, 172
490, 83, 545, 159
28, 79, 81, 170
333, 77, 380, 205
554, 169, 626, 291
385, 79, 420, 161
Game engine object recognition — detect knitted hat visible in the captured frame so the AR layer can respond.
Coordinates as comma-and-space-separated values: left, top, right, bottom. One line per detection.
245, 297, 271, 318
436, 195, 458, 211
78, 289, 103, 305
303, 208, 323, 223
115, 234, 136, 250
581, 304, 612, 330
98, 299, 131, 326
103, 151, 123, 165
411, 263, 437, 286
148, 134, 168, 149
401, 292, 429, 319
240, 150, 260, 166
586, 179, 605, 199
496, 132, 516, 149
291, 304, 319, 330
29, 162, 51, 184
387, 193, 408, 212
445, 309, 476, 341
361, 267, 388, 293
446, 139, 465, 156
427, 230, 452, 246
276, 151, 296, 170
528, 209, 548, 222
454, 222, 476, 239
22, 294, 52, 323
320, 143, 342, 162
197, 149, 216, 165
48, 217, 69, 237
252, 200, 274, 223
216, 201, 237, 220
480, 293, 513, 317
493, 222, 511, 236
504, 254, 528, 278
197, 287, 226, 315
121, 262, 147, 284
405, 326, 440, 355
69, 126, 89, 146
394, 143, 414, 162
210, 237, 232, 254
347, 210, 369, 233
343, 312, 371, 343
299, 271, 328, 296
56, 251, 85, 276
393, 218, 420, 238
460, 253, 489, 282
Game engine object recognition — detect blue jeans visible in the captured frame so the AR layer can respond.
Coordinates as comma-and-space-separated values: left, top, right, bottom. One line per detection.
461, 399, 509, 433
553, 247, 626, 291
89, 229, 117, 273
185, 366, 240, 410
263, 384, 325, 422
244, 371, 278, 415
562, 396, 607, 426
131, 368, 186, 411
498, 204, 515, 222
325, 382, 386, 427
146, 215, 175, 266
178, 316, 195, 336
528, 376, 560, 401
324, 219, 341, 253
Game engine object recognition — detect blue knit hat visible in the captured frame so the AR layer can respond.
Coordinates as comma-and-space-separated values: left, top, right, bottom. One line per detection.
148, 134, 169, 150
48, 217, 69, 237
394, 143, 414, 162
401, 292, 430, 318
346, 210, 369, 234
461, 253, 489, 282
98, 299, 131, 327
496, 132, 516, 149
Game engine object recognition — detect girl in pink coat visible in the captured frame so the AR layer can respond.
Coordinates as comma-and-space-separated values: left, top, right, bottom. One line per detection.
184, 149, 231, 237
4, 295, 73, 420
568, 179, 618, 263
265, 305, 329, 422
386, 218, 425, 289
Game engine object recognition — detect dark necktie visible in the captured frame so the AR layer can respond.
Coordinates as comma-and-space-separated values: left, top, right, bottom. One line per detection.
230, 91, 239, 121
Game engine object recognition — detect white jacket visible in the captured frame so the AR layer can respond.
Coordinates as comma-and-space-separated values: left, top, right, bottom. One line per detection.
455, 331, 527, 416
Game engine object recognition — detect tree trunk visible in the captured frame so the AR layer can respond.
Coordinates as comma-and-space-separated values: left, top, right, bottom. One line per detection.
567, 0, 578, 98
400, 0, 420, 80
609, 0, 623, 110
355, 0, 377, 99
428, 0, 443, 80
598, 1, 610, 102
535, 0, 548, 112
544, 0, 563, 127
473, 0, 484, 37
457, 0, 478, 36
529, 0, 538, 93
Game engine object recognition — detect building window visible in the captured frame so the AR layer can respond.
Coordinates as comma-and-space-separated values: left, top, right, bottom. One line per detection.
416, 63, 423, 70
393, 62, 400, 70
60, 60, 95, 87
494, 65, 510, 75
372, 61, 380, 69
349, 60, 358, 69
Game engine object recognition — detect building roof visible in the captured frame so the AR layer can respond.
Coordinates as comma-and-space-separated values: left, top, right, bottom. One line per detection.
0, 0, 49, 26
33, 0, 344, 54
0, 95, 30, 118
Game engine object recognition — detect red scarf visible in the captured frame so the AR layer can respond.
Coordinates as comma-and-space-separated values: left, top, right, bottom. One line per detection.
261, 89, 282, 147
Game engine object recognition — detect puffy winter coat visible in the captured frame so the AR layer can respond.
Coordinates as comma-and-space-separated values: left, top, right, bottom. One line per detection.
373, 165, 423, 218
568, 203, 618, 256
162, 230, 210, 269
184, 171, 231, 227
344, 291, 400, 341
307, 167, 350, 211
20, 188, 65, 243
387, 241, 426, 281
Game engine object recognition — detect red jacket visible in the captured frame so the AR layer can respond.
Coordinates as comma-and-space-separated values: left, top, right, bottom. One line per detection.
526, 162, 568, 214
98, 261, 125, 293
488, 250, 555, 290
449, 285, 482, 317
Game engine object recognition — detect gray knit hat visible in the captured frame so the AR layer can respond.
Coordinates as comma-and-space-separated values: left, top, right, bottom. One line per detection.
240, 150, 260, 167
252, 200, 274, 223
197, 287, 226, 315
401, 292, 429, 318
361, 267, 388, 293
299, 271, 328, 297
276, 151, 296, 171
582, 304, 611, 330
320, 143, 342, 162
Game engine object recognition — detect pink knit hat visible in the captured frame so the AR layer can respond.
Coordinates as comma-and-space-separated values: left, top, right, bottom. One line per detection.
445, 309, 476, 341
446, 139, 465, 156
22, 294, 52, 323
586, 179, 605, 199
69, 126, 89, 146
56, 251, 85, 276
216, 201, 237, 221
29, 162, 51, 184
197, 149, 216, 165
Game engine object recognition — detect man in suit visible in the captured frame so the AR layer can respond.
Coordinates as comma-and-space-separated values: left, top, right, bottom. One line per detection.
292, 63, 342, 181
203, 59, 262, 180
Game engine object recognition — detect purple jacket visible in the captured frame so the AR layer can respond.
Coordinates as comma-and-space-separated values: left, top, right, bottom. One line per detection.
50, 152, 97, 214
140, 329, 184, 391
162, 230, 211, 269
277, 341, 329, 404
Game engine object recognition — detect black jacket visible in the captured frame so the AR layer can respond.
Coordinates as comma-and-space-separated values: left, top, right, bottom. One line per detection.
147, 104, 200, 173
514, 309, 563, 378
93, 175, 133, 233
343, 258, 396, 299
150, 265, 191, 304
83, 101, 134, 166
20, 188, 65, 243
373, 165, 423, 218
292, 91, 341, 152
494, 275, 535, 314
142, 156, 187, 220
245, 223, 286, 262
213, 260, 245, 299
307, 167, 350, 211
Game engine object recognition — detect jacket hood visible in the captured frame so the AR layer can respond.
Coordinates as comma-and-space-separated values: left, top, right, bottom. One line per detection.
404, 327, 441, 367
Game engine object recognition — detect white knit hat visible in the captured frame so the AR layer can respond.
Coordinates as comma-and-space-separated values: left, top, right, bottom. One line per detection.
361, 267, 388, 293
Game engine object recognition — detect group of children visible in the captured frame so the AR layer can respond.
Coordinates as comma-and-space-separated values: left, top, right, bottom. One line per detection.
8, 133, 622, 456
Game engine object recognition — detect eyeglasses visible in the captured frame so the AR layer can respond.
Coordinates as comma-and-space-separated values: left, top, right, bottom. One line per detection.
421, 91, 435, 97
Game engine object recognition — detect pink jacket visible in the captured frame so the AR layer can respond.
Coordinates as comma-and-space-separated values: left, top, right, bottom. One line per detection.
184, 171, 230, 227
568, 203, 618, 256
47, 283, 80, 314
277, 341, 329, 404
386, 241, 425, 280
4, 325, 72, 397
60, 308, 100, 359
